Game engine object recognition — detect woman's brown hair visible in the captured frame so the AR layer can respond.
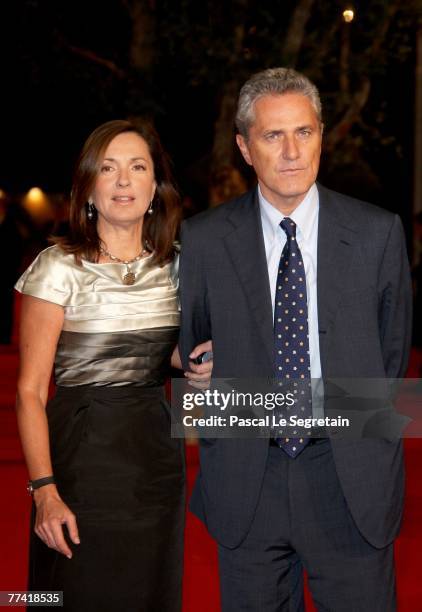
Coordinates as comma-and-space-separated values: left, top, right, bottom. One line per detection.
55, 119, 181, 265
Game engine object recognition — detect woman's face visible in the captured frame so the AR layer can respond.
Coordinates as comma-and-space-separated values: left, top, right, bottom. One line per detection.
91, 132, 156, 229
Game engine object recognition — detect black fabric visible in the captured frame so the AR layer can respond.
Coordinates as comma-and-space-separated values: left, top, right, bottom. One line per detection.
28, 385, 185, 612
218, 440, 396, 611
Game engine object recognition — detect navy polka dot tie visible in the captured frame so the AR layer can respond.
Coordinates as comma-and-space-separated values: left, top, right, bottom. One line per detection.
273, 218, 312, 457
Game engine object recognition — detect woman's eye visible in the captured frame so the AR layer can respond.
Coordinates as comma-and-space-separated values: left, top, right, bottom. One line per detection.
100, 165, 114, 173
132, 163, 146, 171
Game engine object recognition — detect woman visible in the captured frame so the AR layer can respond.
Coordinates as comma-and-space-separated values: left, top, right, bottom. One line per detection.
15, 120, 211, 611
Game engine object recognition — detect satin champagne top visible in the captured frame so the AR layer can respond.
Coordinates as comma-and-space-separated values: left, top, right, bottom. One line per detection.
15, 245, 180, 386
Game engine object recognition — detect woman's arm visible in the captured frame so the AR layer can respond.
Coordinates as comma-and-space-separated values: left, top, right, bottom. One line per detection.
170, 345, 183, 369
16, 295, 79, 559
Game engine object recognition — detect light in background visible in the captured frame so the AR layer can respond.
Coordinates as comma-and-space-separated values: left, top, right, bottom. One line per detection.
342, 9, 355, 23
23, 187, 54, 225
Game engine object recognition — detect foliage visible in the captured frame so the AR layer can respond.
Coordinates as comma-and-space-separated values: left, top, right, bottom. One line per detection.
6, 0, 420, 205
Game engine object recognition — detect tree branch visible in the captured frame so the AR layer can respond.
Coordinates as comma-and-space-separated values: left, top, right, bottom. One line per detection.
325, 77, 371, 151
281, 0, 315, 66
127, 0, 156, 71
68, 45, 126, 79
365, 1, 401, 60
55, 33, 126, 79
325, 1, 400, 152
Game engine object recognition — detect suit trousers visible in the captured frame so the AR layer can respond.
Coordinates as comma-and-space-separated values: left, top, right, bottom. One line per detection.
218, 439, 396, 612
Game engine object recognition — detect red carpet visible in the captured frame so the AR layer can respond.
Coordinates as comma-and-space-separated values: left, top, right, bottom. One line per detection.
1, 339, 421, 610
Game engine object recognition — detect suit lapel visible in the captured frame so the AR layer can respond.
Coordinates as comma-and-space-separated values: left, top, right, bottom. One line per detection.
316, 185, 359, 371
222, 190, 274, 368
220, 185, 359, 373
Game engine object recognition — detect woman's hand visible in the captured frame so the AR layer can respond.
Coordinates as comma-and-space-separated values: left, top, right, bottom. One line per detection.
185, 340, 213, 389
33, 485, 80, 559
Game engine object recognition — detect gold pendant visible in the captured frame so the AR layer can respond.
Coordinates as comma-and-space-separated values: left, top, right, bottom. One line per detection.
123, 272, 136, 285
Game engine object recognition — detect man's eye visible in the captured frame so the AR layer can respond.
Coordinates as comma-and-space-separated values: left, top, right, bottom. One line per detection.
299, 130, 311, 138
265, 133, 280, 141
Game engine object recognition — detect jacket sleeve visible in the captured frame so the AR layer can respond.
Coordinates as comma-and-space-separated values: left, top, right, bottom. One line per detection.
178, 219, 212, 370
377, 214, 412, 379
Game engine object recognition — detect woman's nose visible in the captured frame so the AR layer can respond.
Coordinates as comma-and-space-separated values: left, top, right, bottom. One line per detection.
117, 169, 130, 187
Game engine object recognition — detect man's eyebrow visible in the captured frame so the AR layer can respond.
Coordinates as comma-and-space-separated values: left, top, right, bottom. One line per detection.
263, 125, 315, 134
263, 129, 283, 135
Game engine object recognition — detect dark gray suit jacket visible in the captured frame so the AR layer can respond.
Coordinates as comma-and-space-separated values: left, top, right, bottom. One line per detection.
179, 184, 412, 550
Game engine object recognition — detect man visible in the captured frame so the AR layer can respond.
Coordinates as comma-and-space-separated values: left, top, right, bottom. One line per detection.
179, 68, 412, 611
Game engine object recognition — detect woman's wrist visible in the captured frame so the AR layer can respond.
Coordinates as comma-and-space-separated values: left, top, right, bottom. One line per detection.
27, 475, 56, 495
32, 484, 60, 505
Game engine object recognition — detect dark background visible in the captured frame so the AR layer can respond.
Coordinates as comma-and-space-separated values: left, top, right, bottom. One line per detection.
0, 0, 419, 227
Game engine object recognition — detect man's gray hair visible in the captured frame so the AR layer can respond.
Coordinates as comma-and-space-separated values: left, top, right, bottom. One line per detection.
235, 67, 322, 139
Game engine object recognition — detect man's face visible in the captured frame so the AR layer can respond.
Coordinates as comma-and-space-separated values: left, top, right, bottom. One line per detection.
236, 93, 322, 213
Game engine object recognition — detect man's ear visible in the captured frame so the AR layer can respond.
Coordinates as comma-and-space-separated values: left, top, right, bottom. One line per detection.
236, 134, 253, 166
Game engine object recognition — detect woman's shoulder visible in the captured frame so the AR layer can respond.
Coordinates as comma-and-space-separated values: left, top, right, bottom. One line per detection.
19, 245, 77, 281
15, 245, 77, 306
32, 243, 75, 265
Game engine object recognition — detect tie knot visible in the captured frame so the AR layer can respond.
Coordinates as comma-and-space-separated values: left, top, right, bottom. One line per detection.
280, 218, 297, 239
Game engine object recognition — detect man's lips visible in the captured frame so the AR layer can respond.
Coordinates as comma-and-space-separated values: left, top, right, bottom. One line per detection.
279, 168, 305, 174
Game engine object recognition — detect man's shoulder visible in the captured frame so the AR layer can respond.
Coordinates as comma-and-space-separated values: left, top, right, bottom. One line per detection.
182, 189, 255, 233
318, 184, 398, 230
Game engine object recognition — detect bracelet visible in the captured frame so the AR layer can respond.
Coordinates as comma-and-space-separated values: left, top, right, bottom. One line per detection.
27, 476, 56, 495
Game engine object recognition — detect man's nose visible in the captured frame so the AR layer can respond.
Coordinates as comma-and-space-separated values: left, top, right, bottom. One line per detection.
282, 136, 300, 160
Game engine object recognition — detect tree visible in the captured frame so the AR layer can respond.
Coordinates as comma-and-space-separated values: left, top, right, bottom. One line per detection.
8, 0, 419, 208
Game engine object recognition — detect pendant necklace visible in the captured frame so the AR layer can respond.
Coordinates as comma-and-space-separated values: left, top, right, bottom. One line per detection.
99, 246, 148, 285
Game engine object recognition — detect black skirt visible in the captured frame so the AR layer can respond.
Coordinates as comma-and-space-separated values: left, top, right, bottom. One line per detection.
28, 385, 185, 612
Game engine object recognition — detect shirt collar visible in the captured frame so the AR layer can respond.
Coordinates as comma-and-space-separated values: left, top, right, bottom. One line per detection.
258, 183, 319, 243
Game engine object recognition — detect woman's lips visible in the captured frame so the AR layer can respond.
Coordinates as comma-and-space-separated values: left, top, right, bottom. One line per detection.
112, 196, 135, 202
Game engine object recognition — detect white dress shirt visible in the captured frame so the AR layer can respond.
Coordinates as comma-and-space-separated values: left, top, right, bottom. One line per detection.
258, 183, 322, 384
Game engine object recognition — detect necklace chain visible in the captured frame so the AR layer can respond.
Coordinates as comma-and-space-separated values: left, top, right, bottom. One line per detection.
99, 246, 147, 264
99, 245, 148, 286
